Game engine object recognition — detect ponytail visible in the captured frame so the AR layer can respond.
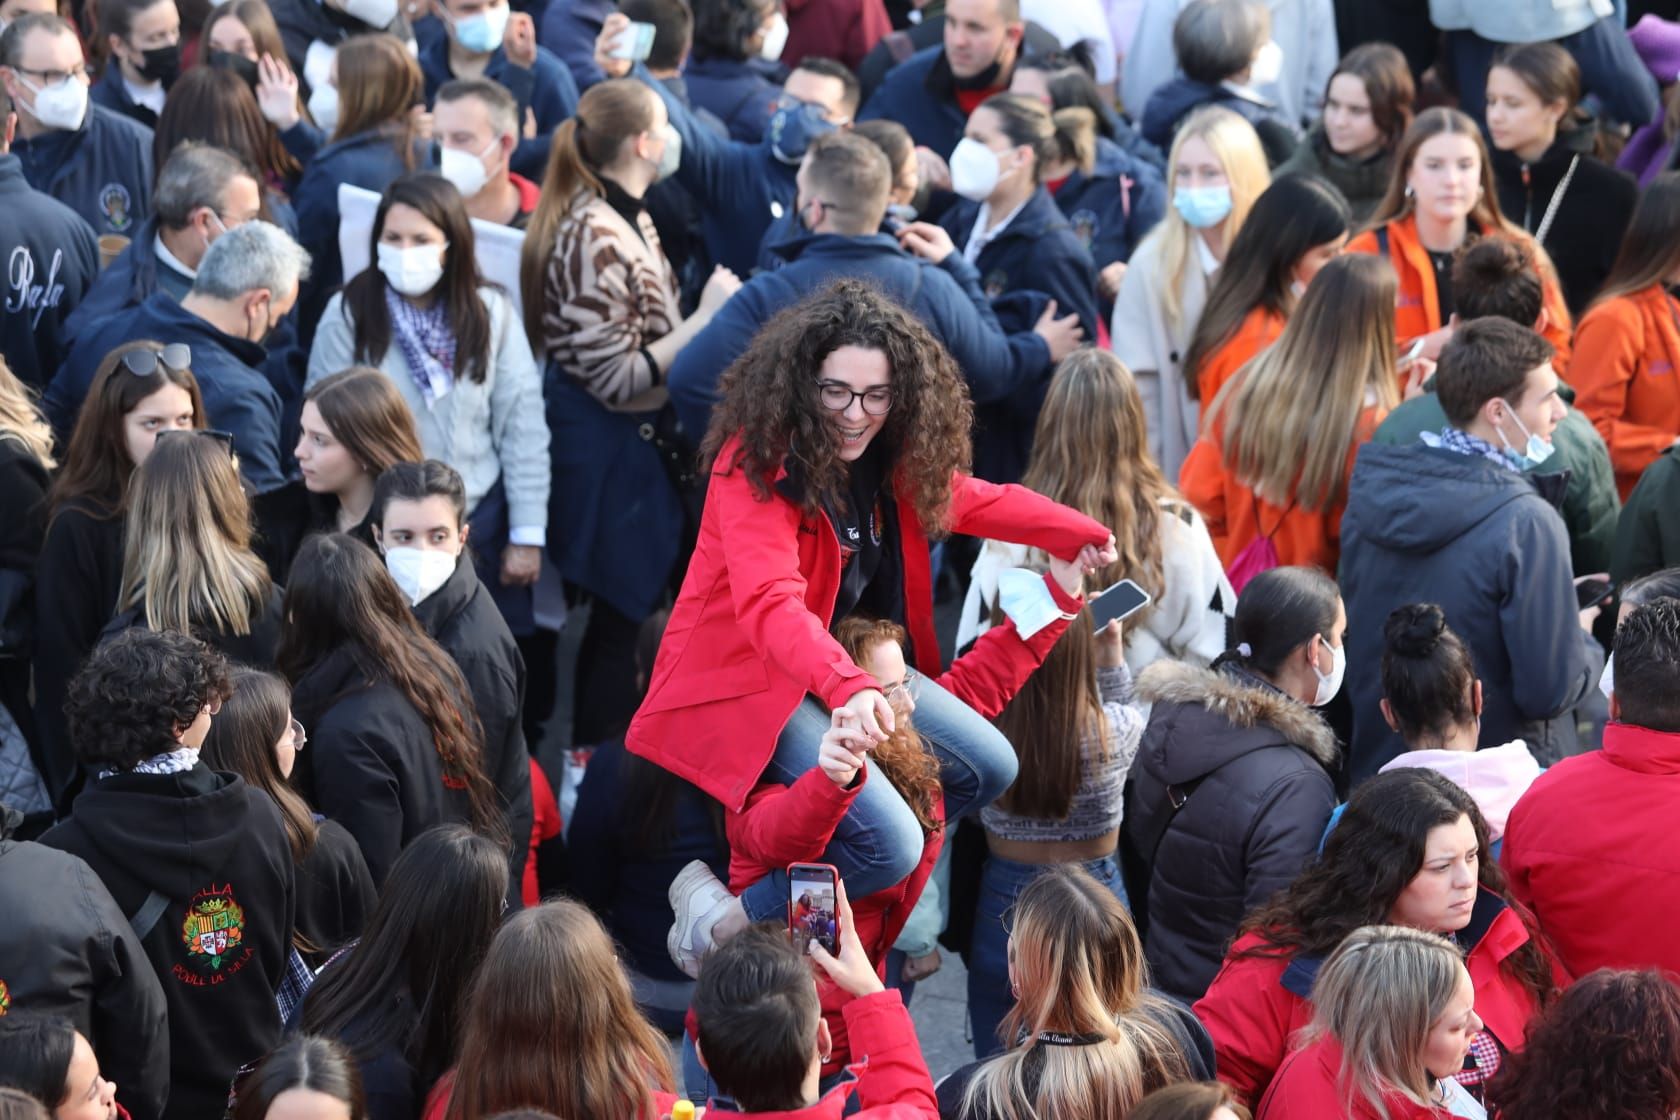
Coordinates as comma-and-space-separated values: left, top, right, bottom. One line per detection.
1213, 566, 1340, 677
1380, 603, 1477, 744
1050, 106, 1097, 176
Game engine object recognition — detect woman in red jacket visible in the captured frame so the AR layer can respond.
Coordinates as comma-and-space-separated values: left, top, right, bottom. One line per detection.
1257, 925, 1483, 1119
1194, 768, 1557, 1110
629, 280, 1115, 973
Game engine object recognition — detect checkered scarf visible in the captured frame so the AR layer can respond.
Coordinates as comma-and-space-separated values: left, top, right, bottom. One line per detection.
386, 287, 457, 406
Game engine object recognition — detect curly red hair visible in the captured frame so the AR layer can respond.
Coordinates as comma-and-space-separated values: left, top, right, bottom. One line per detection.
834, 616, 943, 834
700, 279, 975, 538
1485, 968, 1680, 1120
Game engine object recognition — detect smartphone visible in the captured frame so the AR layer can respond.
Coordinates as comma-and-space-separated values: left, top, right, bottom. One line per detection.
787, 863, 839, 956
1576, 577, 1615, 610
1398, 337, 1427, 365
609, 20, 656, 61
1090, 578, 1152, 631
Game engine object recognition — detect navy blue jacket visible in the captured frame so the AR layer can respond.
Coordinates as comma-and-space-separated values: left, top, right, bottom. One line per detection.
538, 0, 613, 90
0, 153, 98, 390
858, 44, 967, 158
269, 0, 413, 84
683, 54, 783, 144
1339, 441, 1600, 781
418, 36, 579, 179
54, 293, 288, 493
938, 186, 1100, 343
642, 62, 797, 277
12, 105, 153, 238
667, 232, 1048, 449
1054, 135, 1168, 272
88, 64, 160, 129
1139, 78, 1296, 168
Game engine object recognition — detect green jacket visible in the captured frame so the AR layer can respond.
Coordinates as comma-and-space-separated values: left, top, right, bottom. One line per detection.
1373, 387, 1620, 575
1273, 126, 1394, 226
1613, 445, 1680, 583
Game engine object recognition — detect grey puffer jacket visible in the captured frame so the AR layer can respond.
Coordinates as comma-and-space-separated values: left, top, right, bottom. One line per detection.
1121, 661, 1338, 1004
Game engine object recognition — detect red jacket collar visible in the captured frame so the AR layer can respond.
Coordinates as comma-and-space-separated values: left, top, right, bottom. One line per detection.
1602, 721, 1680, 775
510, 171, 540, 215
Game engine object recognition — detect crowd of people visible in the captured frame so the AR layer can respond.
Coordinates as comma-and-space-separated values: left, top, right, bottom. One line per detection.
4, 0, 1680, 1116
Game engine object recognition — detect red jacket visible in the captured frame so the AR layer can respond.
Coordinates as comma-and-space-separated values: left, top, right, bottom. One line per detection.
1194, 891, 1545, 1108
782, 0, 892, 70
660, 990, 939, 1119
627, 436, 1110, 812
1257, 1036, 1449, 1120
1502, 721, 1680, 976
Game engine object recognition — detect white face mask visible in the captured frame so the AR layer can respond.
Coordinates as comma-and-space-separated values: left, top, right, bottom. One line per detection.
341, 0, 398, 29
1599, 651, 1615, 701
377, 240, 448, 296
308, 82, 339, 134
758, 11, 788, 61
653, 123, 681, 181
949, 137, 1002, 202
384, 546, 456, 605
439, 138, 497, 197
20, 73, 87, 132
1249, 39, 1284, 87
1311, 635, 1346, 707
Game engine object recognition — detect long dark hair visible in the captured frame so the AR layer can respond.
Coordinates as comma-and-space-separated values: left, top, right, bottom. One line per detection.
1015, 50, 1118, 141
1237, 768, 1555, 1008
1592, 172, 1680, 309
1380, 604, 1478, 747
48, 340, 205, 523
700, 279, 974, 536
233, 1036, 366, 1120
202, 667, 317, 863
1213, 566, 1341, 680
0, 1017, 74, 1110
332, 33, 422, 150
1327, 42, 1414, 148
154, 66, 298, 185
345, 173, 491, 383
992, 607, 1111, 821
298, 825, 507, 1091
304, 367, 424, 475
1182, 174, 1351, 401
276, 534, 501, 836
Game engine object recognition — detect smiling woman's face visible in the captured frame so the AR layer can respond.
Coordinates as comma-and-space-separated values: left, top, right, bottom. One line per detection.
817, 345, 892, 462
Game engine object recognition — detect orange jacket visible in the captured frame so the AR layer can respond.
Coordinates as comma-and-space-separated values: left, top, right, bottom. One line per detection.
1180, 406, 1386, 575
1196, 306, 1286, 405
1570, 283, 1680, 499
1346, 214, 1573, 373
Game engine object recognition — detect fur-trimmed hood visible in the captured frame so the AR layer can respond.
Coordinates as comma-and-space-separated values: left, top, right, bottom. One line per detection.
1137, 660, 1340, 774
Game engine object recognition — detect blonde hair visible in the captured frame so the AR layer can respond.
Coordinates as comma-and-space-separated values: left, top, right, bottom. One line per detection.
960, 866, 1190, 1120
0, 358, 54, 470
120, 434, 273, 636
1148, 106, 1270, 331
1305, 926, 1467, 1120
1207, 253, 1399, 513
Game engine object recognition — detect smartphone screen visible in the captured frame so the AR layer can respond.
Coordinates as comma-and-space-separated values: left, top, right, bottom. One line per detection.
1090, 578, 1152, 631
788, 863, 839, 956
610, 20, 657, 60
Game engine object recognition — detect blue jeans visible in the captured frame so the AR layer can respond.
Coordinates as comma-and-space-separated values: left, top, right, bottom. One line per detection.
739, 678, 1018, 922
967, 852, 1129, 1059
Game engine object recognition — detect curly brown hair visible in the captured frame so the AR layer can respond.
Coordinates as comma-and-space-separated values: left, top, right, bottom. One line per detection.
834, 617, 942, 833
700, 279, 975, 537
1486, 969, 1680, 1120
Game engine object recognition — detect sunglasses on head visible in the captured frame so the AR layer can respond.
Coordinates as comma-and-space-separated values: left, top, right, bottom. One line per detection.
120, 343, 192, 377
155, 428, 236, 455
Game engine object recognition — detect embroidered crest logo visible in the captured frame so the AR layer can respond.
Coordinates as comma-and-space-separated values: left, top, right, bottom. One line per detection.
181, 884, 245, 971
983, 269, 1008, 300
1071, 209, 1098, 251
98, 183, 132, 232
0, 978, 10, 1016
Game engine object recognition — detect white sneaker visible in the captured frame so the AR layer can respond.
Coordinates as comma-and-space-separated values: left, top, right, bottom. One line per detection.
667, 860, 736, 979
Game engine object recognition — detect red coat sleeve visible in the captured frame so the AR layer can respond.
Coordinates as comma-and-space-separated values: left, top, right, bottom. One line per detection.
934, 573, 1081, 718
842, 989, 941, 1117
945, 473, 1110, 559
727, 768, 863, 884
1193, 951, 1302, 1108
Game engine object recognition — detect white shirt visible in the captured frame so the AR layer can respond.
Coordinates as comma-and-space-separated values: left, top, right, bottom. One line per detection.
1192, 229, 1220, 277
154, 235, 196, 280
962, 195, 1031, 264
124, 76, 166, 117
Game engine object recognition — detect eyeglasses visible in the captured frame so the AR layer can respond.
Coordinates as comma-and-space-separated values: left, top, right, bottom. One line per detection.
120, 343, 192, 377
818, 380, 893, 416
287, 718, 307, 752
155, 428, 236, 455
16, 63, 87, 85
883, 670, 920, 706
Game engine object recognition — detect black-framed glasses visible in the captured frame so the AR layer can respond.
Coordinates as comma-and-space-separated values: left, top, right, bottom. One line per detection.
16, 64, 88, 84
156, 428, 236, 455
120, 343, 192, 377
818, 380, 893, 416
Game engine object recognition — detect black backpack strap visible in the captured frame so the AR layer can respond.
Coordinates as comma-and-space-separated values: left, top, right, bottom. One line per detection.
1121, 771, 1210, 939
128, 890, 170, 941
1375, 223, 1390, 257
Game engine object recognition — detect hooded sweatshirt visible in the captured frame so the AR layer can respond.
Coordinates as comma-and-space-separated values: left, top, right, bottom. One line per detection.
1378, 741, 1542, 842
41, 764, 296, 1120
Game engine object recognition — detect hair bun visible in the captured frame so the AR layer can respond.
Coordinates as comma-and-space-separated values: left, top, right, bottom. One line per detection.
1384, 603, 1446, 658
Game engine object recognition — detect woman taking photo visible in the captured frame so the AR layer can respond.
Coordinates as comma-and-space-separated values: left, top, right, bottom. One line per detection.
1348, 107, 1572, 368
1112, 106, 1270, 481
1181, 174, 1352, 406
297, 826, 507, 1120
1485, 42, 1637, 316
309, 172, 549, 638
1195, 768, 1555, 1108
203, 667, 376, 968
630, 280, 1115, 975
426, 900, 675, 1120
1275, 42, 1415, 223
296, 366, 423, 543
0, 358, 56, 815
685, 0, 786, 143
958, 349, 1232, 676
1568, 172, 1680, 501
233, 1036, 366, 1120
938, 865, 1212, 1119
278, 533, 502, 885
1179, 253, 1400, 580
105, 431, 284, 666
1121, 565, 1343, 1004
1255, 926, 1485, 1119
522, 76, 738, 747
32, 342, 204, 810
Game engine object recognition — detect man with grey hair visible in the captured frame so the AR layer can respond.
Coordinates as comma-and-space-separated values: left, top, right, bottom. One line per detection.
434, 78, 535, 228
51, 221, 308, 505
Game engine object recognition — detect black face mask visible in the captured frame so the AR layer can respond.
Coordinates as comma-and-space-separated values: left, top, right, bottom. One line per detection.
135, 42, 180, 86
952, 57, 1003, 91
207, 49, 260, 91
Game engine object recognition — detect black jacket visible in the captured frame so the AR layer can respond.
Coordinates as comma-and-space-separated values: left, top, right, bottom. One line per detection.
0, 442, 48, 785
0, 805, 169, 1120
296, 818, 376, 967
41, 765, 296, 1120
412, 553, 532, 898
100, 584, 286, 670
0, 153, 98, 390
1121, 661, 1338, 1004
289, 644, 472, 886
1139, 78, 1298, 169
1491, 131, 1635, 316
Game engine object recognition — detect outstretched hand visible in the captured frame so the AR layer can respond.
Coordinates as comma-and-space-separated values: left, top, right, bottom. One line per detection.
807, 877, 885, 998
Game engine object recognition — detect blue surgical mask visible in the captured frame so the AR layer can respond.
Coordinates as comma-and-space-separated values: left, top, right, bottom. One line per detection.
1173, 184, 1233, 229
767, 97, 838, 166
1496, 405, 1555, 468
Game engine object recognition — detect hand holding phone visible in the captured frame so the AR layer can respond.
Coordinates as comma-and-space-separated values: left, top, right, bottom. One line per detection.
788, 863, 841, 958
609, 19, 656, 60
805, 876, 886, 998
1090, 578, 1151, 632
